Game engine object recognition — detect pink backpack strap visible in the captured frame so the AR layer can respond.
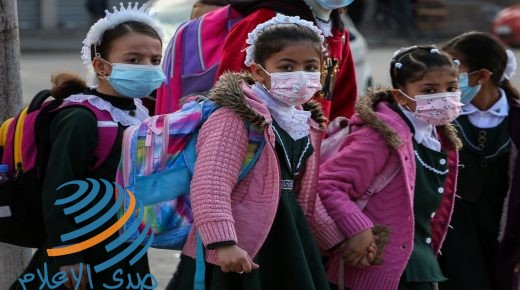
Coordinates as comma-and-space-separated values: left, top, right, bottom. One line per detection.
58, 101, 119, 170
356, 154, 401, 210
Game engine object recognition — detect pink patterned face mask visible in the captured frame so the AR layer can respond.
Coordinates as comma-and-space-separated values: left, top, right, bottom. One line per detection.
402, 91, 463, 126
263, 70, 322, 106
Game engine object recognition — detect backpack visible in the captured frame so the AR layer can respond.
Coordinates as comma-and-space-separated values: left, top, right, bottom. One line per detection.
155, 5, 243, 114
117, 97, 265, 250
0, 90, 119, 248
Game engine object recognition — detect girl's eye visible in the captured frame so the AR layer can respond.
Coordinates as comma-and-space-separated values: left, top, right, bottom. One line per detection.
305, 65, 319, 72
279, 65, 293, 72
152, 58, 162, 65
127, 58, 140, 64
448, 86, 459, 92
423, 88, 436, 94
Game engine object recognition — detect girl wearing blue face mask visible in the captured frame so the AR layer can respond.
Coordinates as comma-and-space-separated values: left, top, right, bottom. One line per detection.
439, 32, 520, 290
10, 3, 164, 290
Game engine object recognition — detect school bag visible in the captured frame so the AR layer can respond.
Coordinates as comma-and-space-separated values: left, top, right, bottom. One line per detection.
0, 90, 119, 248
155, 5, 243, 114
117, 97, 265, 250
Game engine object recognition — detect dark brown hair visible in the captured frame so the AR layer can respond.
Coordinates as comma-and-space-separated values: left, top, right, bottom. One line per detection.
442, 31, 520, 100
90, 20, 162, 61
390, 45, 459, 89
253, 24, 322, 66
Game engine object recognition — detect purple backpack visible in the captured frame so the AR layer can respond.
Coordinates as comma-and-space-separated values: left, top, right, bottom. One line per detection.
155, 5, 243, 114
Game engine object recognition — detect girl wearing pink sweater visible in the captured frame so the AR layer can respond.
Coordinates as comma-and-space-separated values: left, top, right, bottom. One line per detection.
319, 46, 463, 290
168, 14, 346, 290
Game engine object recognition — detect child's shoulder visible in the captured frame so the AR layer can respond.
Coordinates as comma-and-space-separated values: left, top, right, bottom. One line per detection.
354, 92, 410, 149
209, 72, 268, 128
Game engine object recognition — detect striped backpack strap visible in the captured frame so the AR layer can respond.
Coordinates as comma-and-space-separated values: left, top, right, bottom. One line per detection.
156, 20, 190, 114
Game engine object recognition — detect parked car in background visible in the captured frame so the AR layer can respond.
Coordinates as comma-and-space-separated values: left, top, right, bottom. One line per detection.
492, 4, 520, 47
149, 0, 373, 95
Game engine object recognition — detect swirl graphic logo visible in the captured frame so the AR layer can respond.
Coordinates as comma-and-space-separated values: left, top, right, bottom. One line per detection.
46, 178, 153, 273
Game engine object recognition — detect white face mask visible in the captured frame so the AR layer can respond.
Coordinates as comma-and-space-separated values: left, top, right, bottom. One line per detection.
261, 67, 322, 106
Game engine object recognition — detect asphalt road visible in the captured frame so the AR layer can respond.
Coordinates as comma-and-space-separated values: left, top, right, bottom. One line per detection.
16, 47, 520, 289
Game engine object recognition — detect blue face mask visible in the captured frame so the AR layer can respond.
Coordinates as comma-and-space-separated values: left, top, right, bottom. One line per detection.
315, 0, 354, 9
458, 72, 481, 105
105, 62, 166, 98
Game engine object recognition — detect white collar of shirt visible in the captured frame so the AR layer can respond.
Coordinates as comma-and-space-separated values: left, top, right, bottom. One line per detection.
252, 84, 311, 140
401, 107, 442, 152
460, 88, 509, 128
315, 17, 333, 37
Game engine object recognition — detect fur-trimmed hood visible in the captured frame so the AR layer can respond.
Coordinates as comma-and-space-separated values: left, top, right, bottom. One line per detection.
353, 89, 462, 151
208, 72, 327, 129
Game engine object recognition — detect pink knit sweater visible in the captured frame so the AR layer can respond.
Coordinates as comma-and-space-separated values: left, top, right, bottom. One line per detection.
319, 101, 459, 290
181, 82, 345, 265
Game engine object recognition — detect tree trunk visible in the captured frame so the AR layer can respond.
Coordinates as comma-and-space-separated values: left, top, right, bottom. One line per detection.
0, 0, 32, 287
0, 0, 23, 121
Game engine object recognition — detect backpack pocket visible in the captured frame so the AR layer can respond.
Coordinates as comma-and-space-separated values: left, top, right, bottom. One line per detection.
0, 170, 46, 248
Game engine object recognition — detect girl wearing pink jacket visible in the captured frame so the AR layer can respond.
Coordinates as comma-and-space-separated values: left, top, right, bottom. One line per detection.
169, 14, 346, 290
319, 46, 462, 290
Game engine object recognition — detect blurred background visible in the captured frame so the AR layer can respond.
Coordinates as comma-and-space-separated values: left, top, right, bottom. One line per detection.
18, 0, 520, 103
14, 0, 520, 288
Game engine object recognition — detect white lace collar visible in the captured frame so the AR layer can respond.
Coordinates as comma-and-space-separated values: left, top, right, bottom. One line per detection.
315, 17, 333, 37
64, 94, 149, 126
252, 84, 311, 140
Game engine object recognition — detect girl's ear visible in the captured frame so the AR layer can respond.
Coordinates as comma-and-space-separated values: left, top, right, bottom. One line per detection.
476, 69, 493, 85
250, 63, 267, 83
92, 57, 111, 78
391, 89, 407, 105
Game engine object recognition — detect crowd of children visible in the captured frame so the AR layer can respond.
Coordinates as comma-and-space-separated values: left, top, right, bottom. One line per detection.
2, 1, 520, 290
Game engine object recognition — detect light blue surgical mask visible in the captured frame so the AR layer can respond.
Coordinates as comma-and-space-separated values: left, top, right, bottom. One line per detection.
315, 0, 354, 10
458, 71, 481, 105
104, 62, 166, 99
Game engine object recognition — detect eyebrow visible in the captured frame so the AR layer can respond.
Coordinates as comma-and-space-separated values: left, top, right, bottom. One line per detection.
277, 58, 320, 63
122, 51, 162, 58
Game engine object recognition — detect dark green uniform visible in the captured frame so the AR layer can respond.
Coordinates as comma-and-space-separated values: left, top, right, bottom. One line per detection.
399, 141, 448, 290
11, 91, 149, 290
170, 121, 330, 290
440, 115, 511, 290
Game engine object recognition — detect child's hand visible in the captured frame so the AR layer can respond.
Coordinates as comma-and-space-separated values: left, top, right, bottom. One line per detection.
215, 245, 260, 274
514, 262, 520, 272
340, 228, 377, 268
367, 241, 377, 263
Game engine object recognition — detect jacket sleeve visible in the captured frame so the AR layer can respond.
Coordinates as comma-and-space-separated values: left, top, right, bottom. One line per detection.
190, 108, 249, 246
296, 133, 346, 250
215, 9, 275, 79
309, 191, 347, 250
318, 126, 390, 238
329, 34, 357, 120
42, 108, 98, 266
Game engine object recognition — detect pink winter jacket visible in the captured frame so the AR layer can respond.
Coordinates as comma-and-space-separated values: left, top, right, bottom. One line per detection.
319, 93, 461, 290
182, 73, 345, 265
